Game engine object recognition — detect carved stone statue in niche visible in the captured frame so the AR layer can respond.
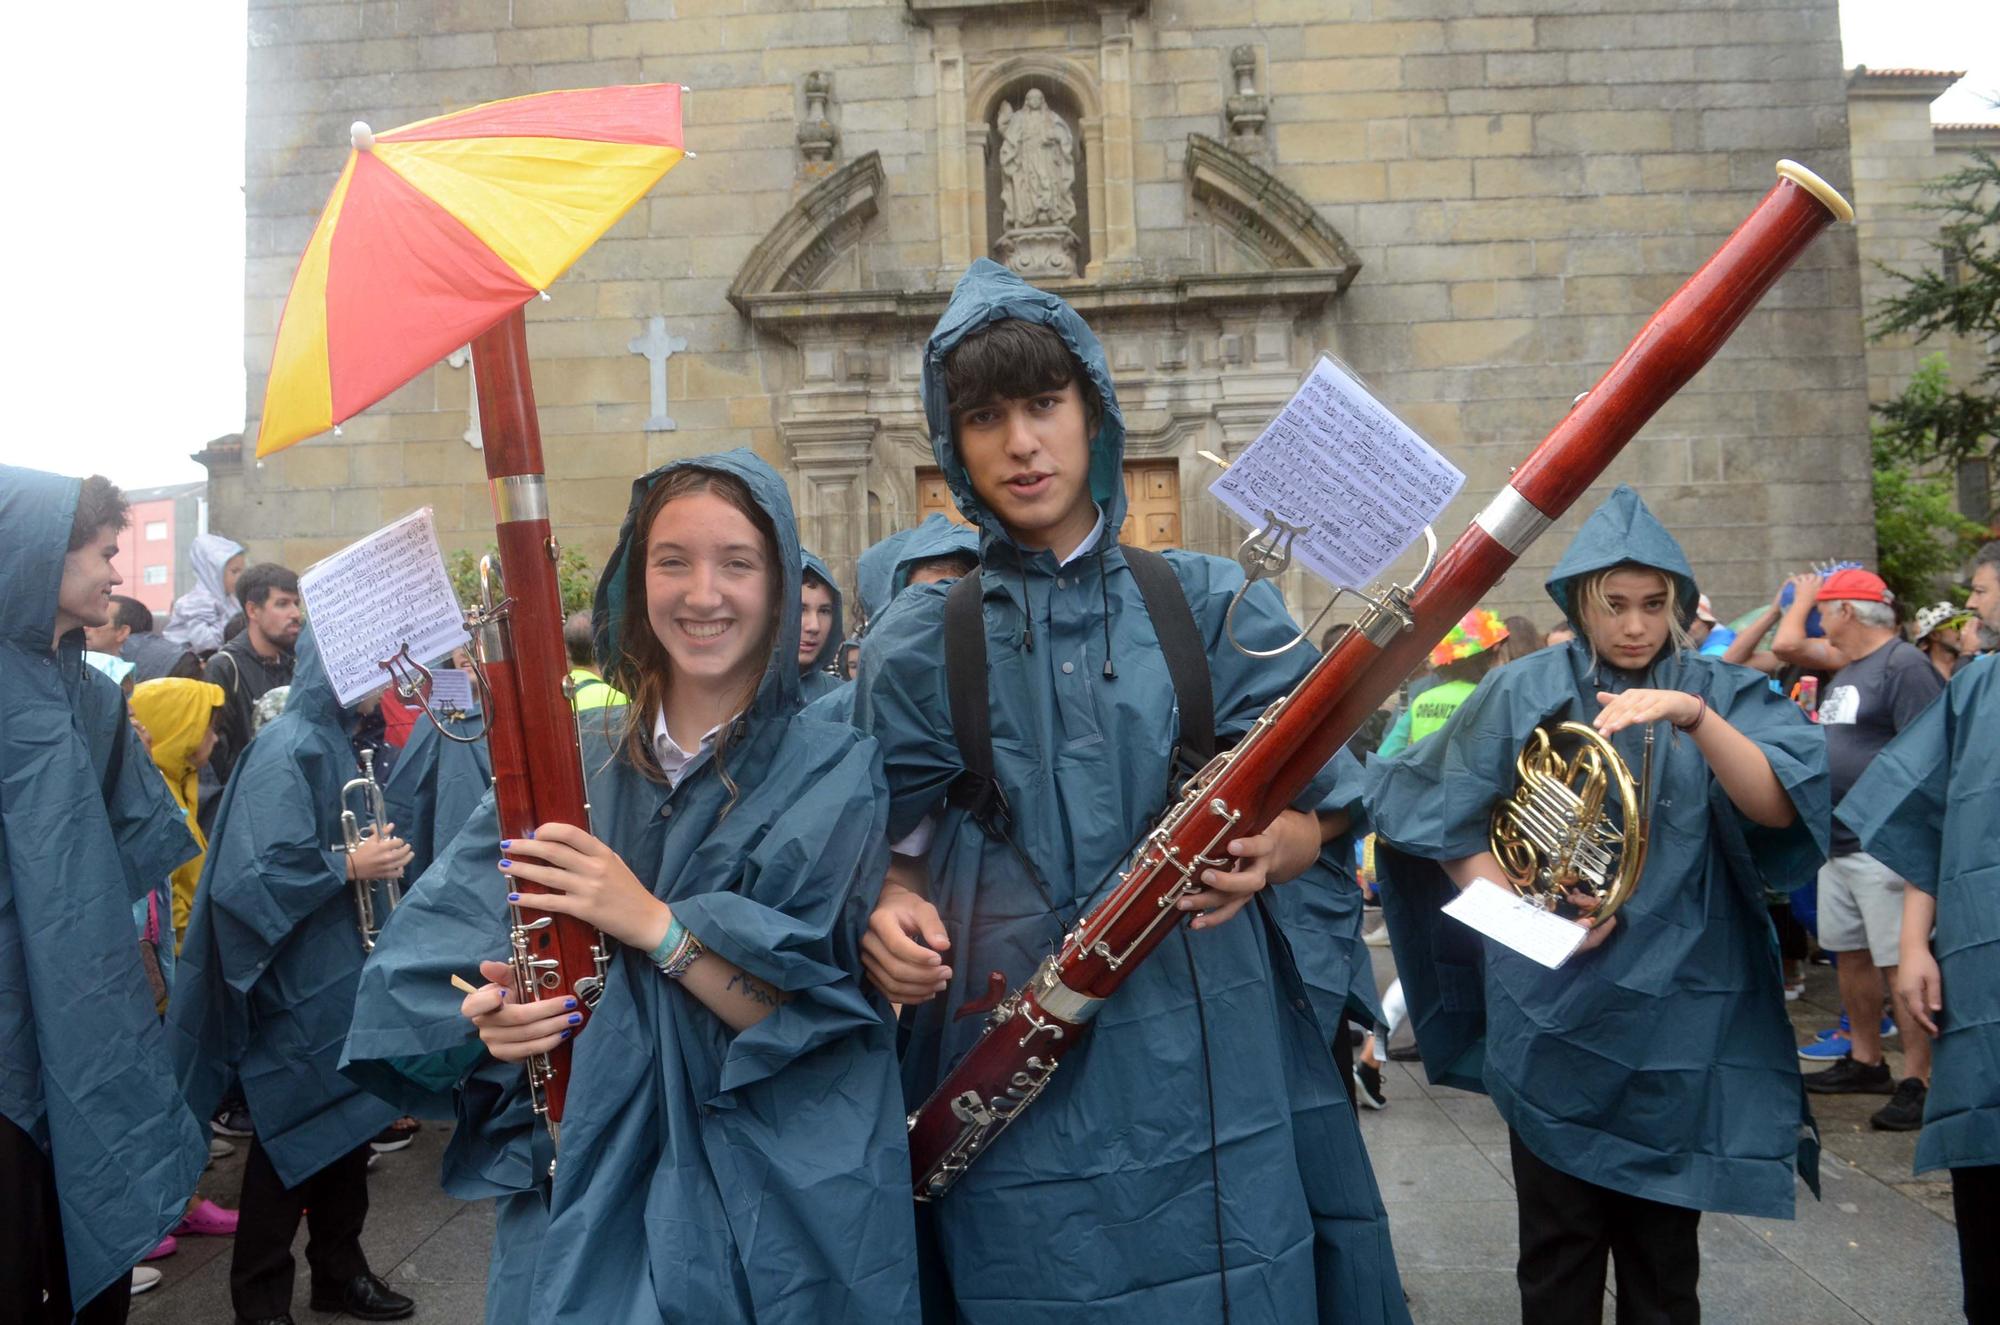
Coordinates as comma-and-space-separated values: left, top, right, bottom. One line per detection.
993, 88, 1082, 279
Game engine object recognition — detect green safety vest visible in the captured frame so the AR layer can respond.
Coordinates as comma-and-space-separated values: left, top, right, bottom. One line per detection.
1408, 679, 1476, 745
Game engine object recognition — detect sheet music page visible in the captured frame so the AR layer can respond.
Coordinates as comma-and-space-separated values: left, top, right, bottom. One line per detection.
428, 668, 475, 713
299, 507, 471, 707
1208, 356, 1465, 589
1441, 877, 1590, 970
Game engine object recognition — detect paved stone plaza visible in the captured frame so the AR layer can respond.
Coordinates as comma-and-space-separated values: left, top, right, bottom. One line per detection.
131, 952, 1957, 1324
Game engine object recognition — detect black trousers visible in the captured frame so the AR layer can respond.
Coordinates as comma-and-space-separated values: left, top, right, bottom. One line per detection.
1510, 1130, 1702, 1325
231, 1136, 372, 1318
0, 1117, 132, 1325
1953, 1165, 2000, 1323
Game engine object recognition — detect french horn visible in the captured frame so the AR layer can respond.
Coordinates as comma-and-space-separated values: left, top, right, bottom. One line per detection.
1489, 721, 1651, 922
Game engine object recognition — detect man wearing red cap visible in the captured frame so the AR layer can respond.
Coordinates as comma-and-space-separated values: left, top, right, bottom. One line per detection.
1801, 567, 1944, 1127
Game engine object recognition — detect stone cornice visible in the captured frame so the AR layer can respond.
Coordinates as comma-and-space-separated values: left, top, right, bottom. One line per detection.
727, 152, 887, 315
1184, 133, 1362, 287
906, 0, 1147, 25
737, 268, 1353, 340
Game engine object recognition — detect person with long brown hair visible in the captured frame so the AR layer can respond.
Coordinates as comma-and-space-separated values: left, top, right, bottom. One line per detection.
341, 451, 916, 1323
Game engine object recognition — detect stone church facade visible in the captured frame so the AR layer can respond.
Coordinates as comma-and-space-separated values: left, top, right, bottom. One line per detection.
211, 0, 1874, 626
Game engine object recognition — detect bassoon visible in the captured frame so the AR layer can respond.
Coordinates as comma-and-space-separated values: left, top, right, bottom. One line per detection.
908, 160, 1854, 1200
465, 307, 611, 1153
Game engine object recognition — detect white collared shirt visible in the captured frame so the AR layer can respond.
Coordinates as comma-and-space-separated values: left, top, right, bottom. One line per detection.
1056, 506, 1107, 568
651, 708, 725, 791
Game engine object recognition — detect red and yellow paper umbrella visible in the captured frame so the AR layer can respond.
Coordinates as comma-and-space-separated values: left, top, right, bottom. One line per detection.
256, 84, 686, 457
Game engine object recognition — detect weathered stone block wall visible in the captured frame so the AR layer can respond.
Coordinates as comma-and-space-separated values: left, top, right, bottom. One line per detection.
221, 0, 1875, 631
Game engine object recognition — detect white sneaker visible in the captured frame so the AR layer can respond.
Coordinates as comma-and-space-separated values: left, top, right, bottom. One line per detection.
208, 1136, 236, 1159
130, 1265, 163, 1296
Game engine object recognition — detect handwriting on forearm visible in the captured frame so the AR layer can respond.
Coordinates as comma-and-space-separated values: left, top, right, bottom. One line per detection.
725, 972, 784, 1008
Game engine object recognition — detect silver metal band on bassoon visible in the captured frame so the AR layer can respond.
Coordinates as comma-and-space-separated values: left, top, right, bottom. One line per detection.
1473, 484, 1553, 556
490, 474, 549, 524
1030, 964, 1106, 1024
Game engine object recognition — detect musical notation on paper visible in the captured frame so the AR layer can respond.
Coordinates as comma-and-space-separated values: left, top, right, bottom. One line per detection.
1208, 356, 1465, 590
299, 508, 471, 707
427, 668, 476, 713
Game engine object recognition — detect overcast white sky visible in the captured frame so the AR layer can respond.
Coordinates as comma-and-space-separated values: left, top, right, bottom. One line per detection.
0, 1, 1992, 492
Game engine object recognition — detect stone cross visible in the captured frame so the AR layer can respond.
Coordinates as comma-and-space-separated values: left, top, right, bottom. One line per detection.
628, 316, 687, 432
446, 345, 482, 450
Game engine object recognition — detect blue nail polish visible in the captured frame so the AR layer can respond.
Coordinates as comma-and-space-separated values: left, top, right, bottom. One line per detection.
499, 839, 511, 849
498, 860, 511, 869
507, 892, 520, 902
565, 998, 576, 1010
560, 1028, 572, 1039
567, 1013, 581, 1025
527, 828, 536, 839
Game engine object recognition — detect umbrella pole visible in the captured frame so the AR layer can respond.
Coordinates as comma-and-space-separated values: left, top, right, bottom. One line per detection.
470, 306, 599, 1138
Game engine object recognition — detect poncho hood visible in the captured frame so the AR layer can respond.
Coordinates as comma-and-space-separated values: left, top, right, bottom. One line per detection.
130, 678, 225, 788
593, 448, 805, 727
189, 533, 244, 602
921, 259, 1127, 553
282, 624, 348, 730
1545, 484, 1700, 629
798, 547, 845, 672
0, 463, 72, 654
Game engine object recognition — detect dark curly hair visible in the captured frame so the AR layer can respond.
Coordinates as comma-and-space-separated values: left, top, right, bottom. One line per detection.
67, 475, 129, 551
942, 318, 1102, 440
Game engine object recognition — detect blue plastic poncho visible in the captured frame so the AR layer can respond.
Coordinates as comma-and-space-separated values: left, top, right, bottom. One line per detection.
855, 259, 1406, 1323
0, 465, 204, 1306
798, 548, 846, 703
343, 449, 919, 1324
812, 517, 983, 727
166, 625, 399, 1188
1366, 485, 1827, 1218
1838, 653, 2000, 1175
381, 705, 492, 885
1266, 747, 1385, 1036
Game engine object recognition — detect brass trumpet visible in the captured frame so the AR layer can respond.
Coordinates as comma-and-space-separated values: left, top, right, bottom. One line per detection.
1489, 721, 1652, 922
336, 747, 402, 952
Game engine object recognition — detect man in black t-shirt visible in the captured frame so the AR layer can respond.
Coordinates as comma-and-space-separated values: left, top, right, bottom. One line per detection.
1802, 568, 1944, 1127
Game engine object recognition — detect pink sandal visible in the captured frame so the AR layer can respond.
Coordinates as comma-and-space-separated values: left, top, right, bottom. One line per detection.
174, 1197, 240, 1237
143, 1235, 178, 1261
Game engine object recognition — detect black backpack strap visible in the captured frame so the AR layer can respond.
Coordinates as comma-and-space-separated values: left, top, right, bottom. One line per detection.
1120, 545, 1216, 772
942, 570, 1011, 837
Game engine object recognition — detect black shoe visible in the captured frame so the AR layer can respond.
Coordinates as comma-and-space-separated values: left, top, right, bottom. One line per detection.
309, 1273, 414, 1321
211, 1104, 254, 1138
1386, 1041, 1422, 1062
1870, 1076, 1929, 1131
234, 1316, 295, 1325
1803, 1054, 1894, 1095
1353, 1061, 1388, 1110
370, 1116, 419, 1153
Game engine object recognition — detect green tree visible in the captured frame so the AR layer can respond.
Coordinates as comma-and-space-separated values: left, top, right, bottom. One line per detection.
1870, 150, 1999, 493
1871, 400, 1987, 607
446, 544, 599, 618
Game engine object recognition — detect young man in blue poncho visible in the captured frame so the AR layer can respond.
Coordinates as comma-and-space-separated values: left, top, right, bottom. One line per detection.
341, 451, 918, 1323
1367, 486, 1829, 1324
166, 625, 419, 1324
856, 259, 1407, 1324
0, 466, 205, 1322
1836, 550, 2000, 1323
796, 549, 846, 703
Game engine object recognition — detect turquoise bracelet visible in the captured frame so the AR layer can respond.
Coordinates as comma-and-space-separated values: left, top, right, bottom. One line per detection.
648, 917, 686, 967
649, 915, 706, 981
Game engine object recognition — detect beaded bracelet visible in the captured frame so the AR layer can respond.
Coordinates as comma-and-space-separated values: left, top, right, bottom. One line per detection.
648, 916, 706, 981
